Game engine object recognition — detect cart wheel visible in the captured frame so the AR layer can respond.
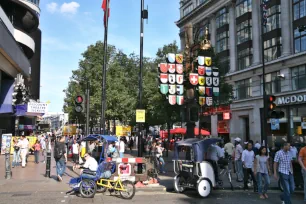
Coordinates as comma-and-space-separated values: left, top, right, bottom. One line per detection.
79, 179, 97, 198
197, 179, 211, 198
120, 180, 135, 200
174, 176, 185, 193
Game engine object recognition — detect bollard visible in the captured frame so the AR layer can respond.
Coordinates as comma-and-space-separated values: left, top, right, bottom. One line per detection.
5, 152, 11, 179
45, 151, 51, 178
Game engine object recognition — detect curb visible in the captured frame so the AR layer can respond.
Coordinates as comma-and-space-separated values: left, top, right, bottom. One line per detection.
136, 186, 167, 192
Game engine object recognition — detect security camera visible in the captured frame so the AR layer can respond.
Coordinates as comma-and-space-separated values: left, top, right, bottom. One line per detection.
277, 74, 285, 79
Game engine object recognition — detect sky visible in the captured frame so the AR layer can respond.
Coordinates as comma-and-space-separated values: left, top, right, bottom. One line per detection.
40, 0, 180, 112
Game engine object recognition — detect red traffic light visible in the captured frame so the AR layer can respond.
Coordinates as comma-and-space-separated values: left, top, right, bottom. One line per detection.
75, 95, 83, 104
268, 95, 276, 102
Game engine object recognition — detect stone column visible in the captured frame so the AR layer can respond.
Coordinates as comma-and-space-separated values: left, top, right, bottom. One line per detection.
281, 0, 292, 56
211, 115, 218, 137
252, 0, 261, 65
210, 15, 216, 47
229, 4, 237, 72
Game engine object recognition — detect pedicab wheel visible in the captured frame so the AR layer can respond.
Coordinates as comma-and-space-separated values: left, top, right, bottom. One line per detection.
197, 179, 211, 198
79, 179, 97, 198
174, 176, 185, 193
119, 180, 135, 200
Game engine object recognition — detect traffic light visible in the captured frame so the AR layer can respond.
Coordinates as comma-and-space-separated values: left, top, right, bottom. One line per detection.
187, 105, 199, 122
265, 95, 284, 118
75, 95, 84, 113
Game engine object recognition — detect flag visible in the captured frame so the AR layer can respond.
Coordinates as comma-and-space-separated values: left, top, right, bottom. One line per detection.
102, 0, 110, 27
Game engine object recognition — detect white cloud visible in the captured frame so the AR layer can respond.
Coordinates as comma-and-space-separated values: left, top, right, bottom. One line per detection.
60, 2, 80, 14
46, 2, 58, 13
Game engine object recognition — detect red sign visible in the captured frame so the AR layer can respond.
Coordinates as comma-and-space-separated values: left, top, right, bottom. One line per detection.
223, 112, 231, 120
202, 105, 230, 116
218, 120, 229, 134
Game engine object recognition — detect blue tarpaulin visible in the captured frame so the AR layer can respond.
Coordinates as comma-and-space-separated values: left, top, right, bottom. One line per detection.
0, 79, 14, 113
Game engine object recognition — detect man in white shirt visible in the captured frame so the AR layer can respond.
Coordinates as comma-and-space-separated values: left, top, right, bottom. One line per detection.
254, 141, 261, 150
77, 153, 98, 173
41, 136, 46, 163
242, 141, 257, 191
119, 138, 125, 158
18, 136, 29, 167
234, 138, 244, 182
72, 139, 79, 164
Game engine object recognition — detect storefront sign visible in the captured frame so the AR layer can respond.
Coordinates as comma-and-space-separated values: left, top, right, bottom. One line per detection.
27, 103, 48, 114
277, 94, 306, 105
270, 119, 280, 130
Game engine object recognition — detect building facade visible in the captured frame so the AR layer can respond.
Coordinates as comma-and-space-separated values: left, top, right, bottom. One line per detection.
0, 0, 41, 134
42, 112, 69, 133
177, 0, 306, 145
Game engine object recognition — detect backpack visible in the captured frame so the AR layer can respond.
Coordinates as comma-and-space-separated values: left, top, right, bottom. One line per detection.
54, 142, 63, 160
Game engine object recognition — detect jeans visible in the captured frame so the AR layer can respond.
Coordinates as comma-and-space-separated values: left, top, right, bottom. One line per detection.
20, 149, 28, 167
243, 168, 257, 190
56, 159, 66, 177
279, 172, 295, 204
12, 150, 20, 167
119, 152, 124, 158
34, 151, 39, 163
235, 160, 243, 181
158, 157, 165, 172
302, 169, 306, 201
257, 172, 270, 194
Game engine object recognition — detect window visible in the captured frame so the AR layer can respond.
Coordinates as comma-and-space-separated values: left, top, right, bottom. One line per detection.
264, 37, 282, 62
294, 27, 306, 53
194, 23, 209, 42
183, 4, 193, 17
26, 0, 40, 6
262, 72, 282, 94
236, 0, 252, 17
219, 56, 230, 75
237, 48, 253, 70
237, 20, 252, 45
293, 0, 306, 20
197, 0, 209, 6
216, 31, 229, 53
216, 8, 228, 28
263, 5, 281, 33
235, 78, 252, 100
292, 65, 306, 90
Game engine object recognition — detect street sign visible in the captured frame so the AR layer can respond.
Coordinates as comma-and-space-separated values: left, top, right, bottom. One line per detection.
136, 109, 146, 123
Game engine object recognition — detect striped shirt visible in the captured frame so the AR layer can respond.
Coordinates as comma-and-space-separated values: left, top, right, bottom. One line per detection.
274, 150, 292, 175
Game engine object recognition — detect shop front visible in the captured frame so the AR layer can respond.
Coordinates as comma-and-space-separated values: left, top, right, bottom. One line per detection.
267, 93, 306, 148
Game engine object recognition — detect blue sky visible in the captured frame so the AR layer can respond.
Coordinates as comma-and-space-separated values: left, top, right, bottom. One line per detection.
40, 0, 180, 112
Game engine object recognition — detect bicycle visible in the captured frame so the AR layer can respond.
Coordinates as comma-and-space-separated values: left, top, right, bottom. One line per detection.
218, 155, 234, 191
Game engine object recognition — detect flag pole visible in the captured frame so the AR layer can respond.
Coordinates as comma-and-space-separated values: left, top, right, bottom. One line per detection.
100, 0, 109, 134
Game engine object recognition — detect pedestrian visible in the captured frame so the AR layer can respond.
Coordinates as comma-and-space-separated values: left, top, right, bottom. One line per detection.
41, 137, 46, 163
17, 135, 29, 168
119, 137, 125, 158
234, 137, 244, 182
242, 141, 257, 191
33, 140, 41, 164
289, 144, 298, 161
254, 146, 271, 199
128, 137, 134, 153
206, 143, 223, 182
274, 142, 295, 204
12, 137, 20, 168
54, 136, 67, 182
156, 142, 165, 173
88, 141, 96, 154
72, 139, 79, 166
298, 144, 306, 202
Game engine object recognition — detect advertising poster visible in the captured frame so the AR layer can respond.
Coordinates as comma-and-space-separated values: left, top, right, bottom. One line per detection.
1, 134, 12, 154
271, 119, 280, 130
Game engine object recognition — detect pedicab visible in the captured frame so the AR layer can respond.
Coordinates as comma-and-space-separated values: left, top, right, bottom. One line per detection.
173, 138, 221, 198
67, 134, 136, 199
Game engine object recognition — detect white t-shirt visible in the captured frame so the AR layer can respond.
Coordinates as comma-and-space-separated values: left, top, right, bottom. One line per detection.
18, 139, 29, 149
72, 143, 79, 154
83, 157, 98, 171
242, 150, 255, 169
255, 143, 261, 149
119, 141, 125, 153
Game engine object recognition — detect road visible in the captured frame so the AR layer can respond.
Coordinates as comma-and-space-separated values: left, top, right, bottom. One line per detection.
0, 190, 304, 204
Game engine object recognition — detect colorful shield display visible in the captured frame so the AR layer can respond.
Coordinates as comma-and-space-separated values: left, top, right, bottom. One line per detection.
189, 73, 199, 85
168, 63, 176, 73
176, 95, 184, 105
168, 74, 176, 84
198, 86, 205, 96
167, 53, 175, 63
176, 54, 183, 64
206, 77, 212, 86
198, 56, 204, 66
199, 97, 205, 106
206, 67, 212, 76
213, 77, 219, 86
213, 87, 219, 96
205, 57, 212, 66
160, 84, 168, 95
199, 76, 205, 86
213, 68, 219, 76
206, 87, 213, 96
176, 74, 184, 84
206, 97, 213, 106
168, 95, 176, 105
198, 66, 205, 75
176, 64, 183, 74
160, 73, 168, 83
159, 63, 168, 73
176, 85, 184, 95
169, 84, 176, 94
